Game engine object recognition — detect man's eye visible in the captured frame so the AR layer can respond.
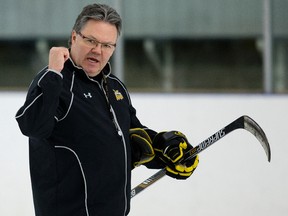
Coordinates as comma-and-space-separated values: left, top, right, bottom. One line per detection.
87, 39, 96, 44
103, 44, 112, 49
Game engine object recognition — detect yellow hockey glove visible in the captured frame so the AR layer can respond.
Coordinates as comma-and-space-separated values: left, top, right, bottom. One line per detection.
153, 131, 199, 179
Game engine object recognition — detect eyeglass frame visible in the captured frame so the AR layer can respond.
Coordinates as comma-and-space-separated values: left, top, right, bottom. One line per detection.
77, 32, 116, 51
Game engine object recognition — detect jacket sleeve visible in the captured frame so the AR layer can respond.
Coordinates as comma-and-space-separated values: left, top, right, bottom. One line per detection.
129, 102, 165, 169
15, 69, 63, 139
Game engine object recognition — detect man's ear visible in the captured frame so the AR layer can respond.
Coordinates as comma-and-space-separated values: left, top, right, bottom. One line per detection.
71, 31, 77, 45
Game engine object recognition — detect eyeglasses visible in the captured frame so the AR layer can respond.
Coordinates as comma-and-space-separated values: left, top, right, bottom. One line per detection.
77, 32, 116, 51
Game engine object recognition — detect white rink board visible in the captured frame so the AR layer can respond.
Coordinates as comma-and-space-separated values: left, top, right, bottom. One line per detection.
0, 92, 287, 216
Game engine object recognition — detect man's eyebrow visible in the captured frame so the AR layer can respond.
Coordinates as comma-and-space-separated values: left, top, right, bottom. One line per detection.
87, 35, 116, 45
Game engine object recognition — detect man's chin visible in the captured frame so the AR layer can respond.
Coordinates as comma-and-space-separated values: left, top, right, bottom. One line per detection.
85, 69, 101, 77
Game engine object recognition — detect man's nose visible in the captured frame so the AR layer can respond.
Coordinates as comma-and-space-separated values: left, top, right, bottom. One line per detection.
92, 43, 102, 53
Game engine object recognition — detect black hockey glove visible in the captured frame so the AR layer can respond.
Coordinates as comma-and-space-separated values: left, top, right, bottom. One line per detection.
153, 131, 199, 179
129, 128, 155, 168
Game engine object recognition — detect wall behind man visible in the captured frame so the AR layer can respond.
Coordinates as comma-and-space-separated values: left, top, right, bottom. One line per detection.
1, 92, 287, 216
1, 0, 288, 39
0, 0, 288, 93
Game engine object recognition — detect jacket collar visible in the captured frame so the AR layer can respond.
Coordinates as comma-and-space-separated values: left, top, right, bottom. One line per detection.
67, 57, 112, 78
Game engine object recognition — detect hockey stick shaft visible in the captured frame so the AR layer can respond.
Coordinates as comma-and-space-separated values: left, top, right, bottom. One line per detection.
131, 115, 271, 198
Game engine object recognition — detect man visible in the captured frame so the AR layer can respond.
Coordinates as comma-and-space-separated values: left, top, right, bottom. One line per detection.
15, 3, 199, 216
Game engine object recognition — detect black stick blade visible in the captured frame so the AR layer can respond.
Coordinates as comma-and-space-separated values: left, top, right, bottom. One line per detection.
242, 115, 271, 162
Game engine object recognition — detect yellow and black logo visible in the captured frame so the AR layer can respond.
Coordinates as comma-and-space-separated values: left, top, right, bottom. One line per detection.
113, 89, 124, 101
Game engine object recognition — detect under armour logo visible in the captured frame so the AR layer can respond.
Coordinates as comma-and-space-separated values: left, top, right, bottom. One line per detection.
83, 92, 92, 98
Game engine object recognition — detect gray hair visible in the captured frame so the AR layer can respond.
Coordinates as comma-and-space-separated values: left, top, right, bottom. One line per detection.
68, 3, 122, 46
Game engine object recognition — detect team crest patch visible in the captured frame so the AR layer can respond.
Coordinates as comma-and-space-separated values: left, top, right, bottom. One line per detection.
113, 89, 124, 101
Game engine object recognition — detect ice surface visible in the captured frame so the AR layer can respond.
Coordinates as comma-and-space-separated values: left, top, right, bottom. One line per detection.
1, 92, 287, 216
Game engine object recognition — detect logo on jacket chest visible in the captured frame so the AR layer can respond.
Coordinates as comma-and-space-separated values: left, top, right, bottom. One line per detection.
83, 92, 92, 98
113, 89, 124, 101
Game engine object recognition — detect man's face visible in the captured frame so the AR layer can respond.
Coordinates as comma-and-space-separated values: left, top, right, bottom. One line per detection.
70, 19, 118, 77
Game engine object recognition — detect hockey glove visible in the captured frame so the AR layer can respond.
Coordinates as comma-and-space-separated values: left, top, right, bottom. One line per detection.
153, 131, 199, 179
129, 128, 155, 168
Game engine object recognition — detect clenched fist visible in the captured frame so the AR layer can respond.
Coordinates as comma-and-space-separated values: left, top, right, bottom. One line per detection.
48, 47, 70, 72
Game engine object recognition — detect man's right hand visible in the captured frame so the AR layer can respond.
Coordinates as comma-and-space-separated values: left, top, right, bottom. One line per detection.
48, 47, 70, 72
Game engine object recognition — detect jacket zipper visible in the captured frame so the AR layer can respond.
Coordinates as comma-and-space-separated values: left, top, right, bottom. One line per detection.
101, 74, 128, 216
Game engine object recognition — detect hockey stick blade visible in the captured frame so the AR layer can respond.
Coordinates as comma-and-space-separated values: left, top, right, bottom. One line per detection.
242, 115, 271, 162
131, 115, 271, 198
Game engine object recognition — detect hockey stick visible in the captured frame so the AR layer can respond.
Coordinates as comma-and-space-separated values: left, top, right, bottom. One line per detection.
131, 115, 271, 198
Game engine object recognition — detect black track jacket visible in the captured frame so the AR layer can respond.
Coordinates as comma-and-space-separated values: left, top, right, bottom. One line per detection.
16, 59, 152, 216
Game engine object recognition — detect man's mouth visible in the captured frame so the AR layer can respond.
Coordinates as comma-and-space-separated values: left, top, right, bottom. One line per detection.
87, 57, 99, 63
